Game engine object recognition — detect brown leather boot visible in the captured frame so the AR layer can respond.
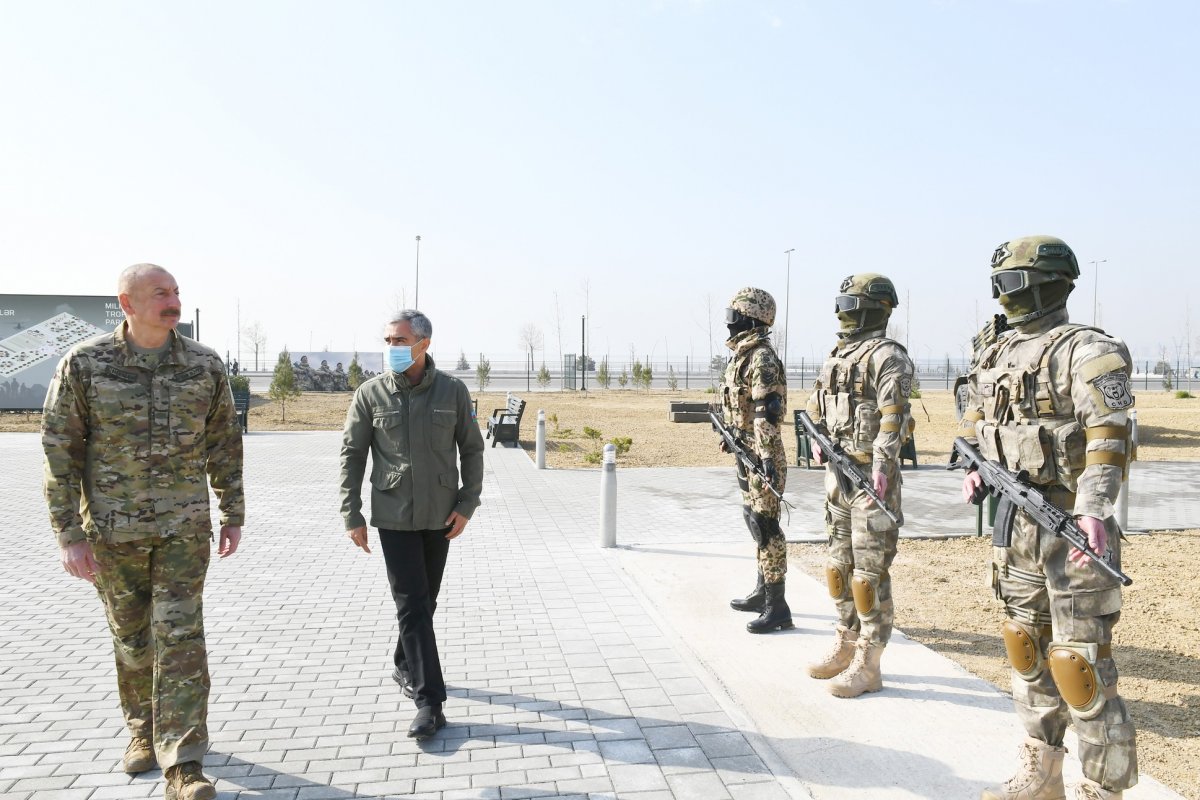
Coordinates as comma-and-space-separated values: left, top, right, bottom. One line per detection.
121, 736, 156, 774
164, 761, 216, 800
1069, 779, 1122, 799
980, 737, 1067, 800
828, 637, 883, 698
807, 625, 858, 679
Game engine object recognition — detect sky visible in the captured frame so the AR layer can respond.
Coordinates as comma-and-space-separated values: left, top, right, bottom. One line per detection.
2, 0, 1198, 372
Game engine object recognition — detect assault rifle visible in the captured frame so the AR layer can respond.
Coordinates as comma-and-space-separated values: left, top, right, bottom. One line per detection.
709, 408, 787, 503
947, 437, 1132, 586
795, 410, 900, 525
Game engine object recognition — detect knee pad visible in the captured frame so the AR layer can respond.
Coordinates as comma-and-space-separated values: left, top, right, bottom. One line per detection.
1047, 641, 1112, 720
1001, 620, 1049, 681
746, 510, 780, 548
850, 570, 879, 615
825, 560, 850, 599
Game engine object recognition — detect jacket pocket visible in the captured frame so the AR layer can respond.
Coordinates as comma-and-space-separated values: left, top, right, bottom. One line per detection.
371, 464, 408, 490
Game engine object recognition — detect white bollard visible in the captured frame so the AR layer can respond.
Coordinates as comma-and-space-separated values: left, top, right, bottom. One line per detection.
1116, 409, 1137, 531
599, 443, 617, 548
536, 409, 547, 469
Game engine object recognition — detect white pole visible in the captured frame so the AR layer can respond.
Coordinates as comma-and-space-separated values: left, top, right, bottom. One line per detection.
536, 409, 547, 469
1116, 409, 1137, 531
599, 443, 617, 547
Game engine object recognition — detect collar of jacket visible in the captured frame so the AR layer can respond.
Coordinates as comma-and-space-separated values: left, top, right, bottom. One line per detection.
385, 354, 439, 394
836, 325, 888, 345
725, 327, 771, 357
113, 320, 189, 368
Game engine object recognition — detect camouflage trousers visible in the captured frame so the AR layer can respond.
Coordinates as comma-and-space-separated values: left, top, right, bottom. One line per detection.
823, 460, 902, 645
737, 462, 787, 584
92, 532, 211, 769
994, 497, 1137, 791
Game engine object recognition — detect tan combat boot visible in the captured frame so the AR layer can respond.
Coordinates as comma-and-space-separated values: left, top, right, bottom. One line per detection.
828, 637, 883, 698
807, 625, 858, 679
1069, 779, 1122, 799
122, 736, 156, 774
980, 737, 1067, 800
164, 761, 216, 800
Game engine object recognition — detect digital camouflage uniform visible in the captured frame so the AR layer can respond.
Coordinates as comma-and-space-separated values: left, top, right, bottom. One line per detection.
807, 330, 913, 646
964, 308, 1137, 792
42, 321, 244, 769
722, 328, 789, 584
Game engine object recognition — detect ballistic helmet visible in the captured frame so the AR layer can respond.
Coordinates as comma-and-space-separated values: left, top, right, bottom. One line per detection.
727, 287, 776, 328
989, 235, 1078, 325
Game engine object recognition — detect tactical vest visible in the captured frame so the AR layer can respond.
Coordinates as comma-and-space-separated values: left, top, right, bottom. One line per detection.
816, 338, 905, 461
723, 340, 777, 432
973, 324, 1099, 492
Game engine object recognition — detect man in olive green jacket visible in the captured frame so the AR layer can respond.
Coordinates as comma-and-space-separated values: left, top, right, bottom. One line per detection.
339, 310, 484, 741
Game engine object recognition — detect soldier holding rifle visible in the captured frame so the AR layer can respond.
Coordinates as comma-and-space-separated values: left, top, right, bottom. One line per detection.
959, 236, 1137, 800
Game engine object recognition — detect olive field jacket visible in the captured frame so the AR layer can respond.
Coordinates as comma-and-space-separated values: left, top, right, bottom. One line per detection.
339, 356, 484, 531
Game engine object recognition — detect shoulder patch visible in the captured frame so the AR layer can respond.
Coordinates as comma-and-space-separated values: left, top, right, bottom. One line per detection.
1091, 371, 1134, 410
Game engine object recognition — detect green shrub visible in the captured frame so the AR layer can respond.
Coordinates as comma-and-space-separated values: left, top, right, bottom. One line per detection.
1176, 390, 1194, 399
229, 375, 250, 393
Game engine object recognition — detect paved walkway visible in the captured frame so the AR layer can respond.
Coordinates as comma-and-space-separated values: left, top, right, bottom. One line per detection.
0, 432, 1190, 800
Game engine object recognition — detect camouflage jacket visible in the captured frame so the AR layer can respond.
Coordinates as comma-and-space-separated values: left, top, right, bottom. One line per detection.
962, 309, 1134, 520
721, 328, 788, 471
42, 322, 244, 547
340, 355, 485, 531
806, 328, 914, 472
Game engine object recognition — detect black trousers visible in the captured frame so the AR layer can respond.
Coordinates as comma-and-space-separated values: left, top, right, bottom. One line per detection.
378, 528, 451, 708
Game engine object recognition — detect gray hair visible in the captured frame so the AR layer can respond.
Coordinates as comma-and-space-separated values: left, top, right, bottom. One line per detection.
118, 263, 170, 295
388, 309, 432, 339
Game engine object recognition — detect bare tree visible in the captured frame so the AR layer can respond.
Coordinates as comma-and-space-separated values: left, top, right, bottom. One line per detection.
552, 292, 564, 371
241, 321, 268, 371
518, 323, 544, 390
387, 289, 409, 319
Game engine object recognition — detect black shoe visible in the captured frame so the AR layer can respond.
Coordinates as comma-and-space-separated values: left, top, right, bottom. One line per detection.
746, 582, 794, 634
730, 571, 766, 612
407, 704, 446, 740
391, 667, 415, 699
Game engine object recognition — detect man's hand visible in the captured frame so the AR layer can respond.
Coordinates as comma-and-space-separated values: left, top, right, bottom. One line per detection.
62, 541, 100, 584
718, 438, 731, 454
962, 470, 984, 504
869, 470, 888, 507
812, 441, 826, 464
347, 525, 371, 553
763, 458, 778, 487
445, 511, 469, 540
218, 526, 242, 558
1069, 515, 1108, 567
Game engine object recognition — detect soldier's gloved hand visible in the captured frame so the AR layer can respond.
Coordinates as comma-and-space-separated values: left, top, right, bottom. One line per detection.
763, 458, 778, 487
1069, 515, 1108, 567
869, 469, 888, 506
961, 470, 985, 504
718, 438, 731, 454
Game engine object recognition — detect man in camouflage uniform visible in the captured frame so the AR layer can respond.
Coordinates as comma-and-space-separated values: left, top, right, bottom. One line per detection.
721, 287, 791, 634
804, 274, 914, 698
42, 264, 244, 800
961, 237, 1137, 800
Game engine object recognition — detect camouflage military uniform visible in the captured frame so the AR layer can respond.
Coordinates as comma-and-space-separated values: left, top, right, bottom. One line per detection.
722, 328, 789, 583
42, 321, 244, 769
807, 330, 913, 646
964, 308, 1137, 791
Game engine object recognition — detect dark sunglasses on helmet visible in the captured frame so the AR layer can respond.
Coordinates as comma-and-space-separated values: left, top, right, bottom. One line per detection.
990, 269, 1061, 299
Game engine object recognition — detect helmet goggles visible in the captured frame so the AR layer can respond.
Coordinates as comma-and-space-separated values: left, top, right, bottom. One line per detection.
990, 269, 1062, 299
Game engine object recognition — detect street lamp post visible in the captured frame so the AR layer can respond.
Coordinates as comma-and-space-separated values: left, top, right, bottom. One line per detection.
415, 235, 422, 309
783, 248, 795, 372
1090, 258, 1107, 326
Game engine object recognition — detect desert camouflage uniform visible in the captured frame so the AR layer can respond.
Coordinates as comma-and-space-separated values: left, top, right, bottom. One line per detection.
722, 328, 788, 582
42, 321, 243, 769
806, 329, 913, 645
963, 308, 1137, 791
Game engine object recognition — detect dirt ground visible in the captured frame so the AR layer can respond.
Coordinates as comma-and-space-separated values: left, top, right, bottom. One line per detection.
7, 387, 1198, 795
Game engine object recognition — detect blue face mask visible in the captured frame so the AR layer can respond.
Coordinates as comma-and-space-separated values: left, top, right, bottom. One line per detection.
385, 344, 416, 373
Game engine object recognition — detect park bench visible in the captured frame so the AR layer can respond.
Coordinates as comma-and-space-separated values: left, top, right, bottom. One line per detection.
232, 389, 250, 433
793, 409, 917, 470
486, 395, 526, 448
